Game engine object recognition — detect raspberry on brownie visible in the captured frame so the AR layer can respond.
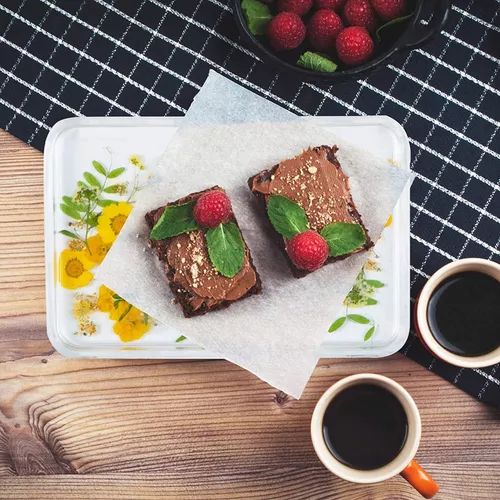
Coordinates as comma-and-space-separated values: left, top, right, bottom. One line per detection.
248, 146, 373, 278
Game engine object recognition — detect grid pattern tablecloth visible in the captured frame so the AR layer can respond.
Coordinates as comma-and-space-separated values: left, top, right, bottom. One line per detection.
0, 0, 499, 407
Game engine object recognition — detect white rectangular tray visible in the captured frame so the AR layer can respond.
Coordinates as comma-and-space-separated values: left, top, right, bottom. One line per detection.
45, 116, 410, 359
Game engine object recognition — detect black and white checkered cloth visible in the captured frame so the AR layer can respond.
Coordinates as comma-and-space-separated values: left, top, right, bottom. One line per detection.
0, 0, 499, 406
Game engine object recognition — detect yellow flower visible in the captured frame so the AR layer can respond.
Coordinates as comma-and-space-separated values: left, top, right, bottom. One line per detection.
113, 306, 151, 342
97, 285, 153, 341
59, 250, 95, 289
87, 234, 112, 264
96, 201, 132, 243
97, 285, 115, 313
110, 300, 131, 321
128, 154, 144, 169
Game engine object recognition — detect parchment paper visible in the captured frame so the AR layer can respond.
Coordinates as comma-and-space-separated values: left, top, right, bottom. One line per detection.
97, 72, 412, 398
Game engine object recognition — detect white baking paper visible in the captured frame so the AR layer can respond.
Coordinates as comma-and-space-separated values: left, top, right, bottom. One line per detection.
97, 71, 412, 398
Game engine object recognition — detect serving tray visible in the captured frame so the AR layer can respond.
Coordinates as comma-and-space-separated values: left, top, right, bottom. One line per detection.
44, 116, 410, 359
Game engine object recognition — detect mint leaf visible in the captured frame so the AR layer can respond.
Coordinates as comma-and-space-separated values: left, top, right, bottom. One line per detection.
206, 222, 245, 278
348, 314, 370, 324
365, 279, 384, 288
84, 171, 101, 187
297, 52, 337, 73
108, 167, 126, 179
366, 298, 378, 305
376, 13, 414, 42
364, 326, 375, 341
241, 0, 272, 36
92, 160, 107, 176
150, 200, 199, 240
60, 203, 81, 219
328, 316, 346, 333
267, 194, 309, 239
320, 222, 366, 257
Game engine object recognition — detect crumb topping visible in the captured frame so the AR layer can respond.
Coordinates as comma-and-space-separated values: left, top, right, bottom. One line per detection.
255, 147, 355, 231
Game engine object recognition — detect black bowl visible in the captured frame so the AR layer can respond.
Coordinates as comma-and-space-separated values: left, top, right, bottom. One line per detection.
233, 0, 451, 83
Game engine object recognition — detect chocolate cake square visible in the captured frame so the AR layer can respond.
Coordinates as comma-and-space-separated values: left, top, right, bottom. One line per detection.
146, 186, 262, 318
248, 146, 373, 278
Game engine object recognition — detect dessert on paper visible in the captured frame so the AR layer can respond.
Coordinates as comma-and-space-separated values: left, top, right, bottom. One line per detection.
97, 72, 412, 398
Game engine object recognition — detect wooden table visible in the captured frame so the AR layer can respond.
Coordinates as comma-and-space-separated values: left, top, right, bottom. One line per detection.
0, 129, 499, 500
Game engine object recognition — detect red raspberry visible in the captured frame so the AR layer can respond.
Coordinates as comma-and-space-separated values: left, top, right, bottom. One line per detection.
277, 0, 313, 16
307, 10, 344, 52
314, 0, 346, 11
370, 0, 406, 21
343, 0, 378, 33
336, 26, 374, 66
267, 12, 306, 51
287, 230, 329, 271
193, 191, 232, 228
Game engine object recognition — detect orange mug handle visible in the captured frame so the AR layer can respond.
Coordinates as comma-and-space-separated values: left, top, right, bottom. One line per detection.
401, 459, 439, 498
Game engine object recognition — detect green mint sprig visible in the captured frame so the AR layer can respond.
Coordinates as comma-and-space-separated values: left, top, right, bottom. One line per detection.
320, 222, 367, 257
206, 222, 246, 278
267, 195, 366, 256
297, 52, 337, 73
150, 196, 246, 278
267, 194, 309, 239
150, 200, 200, 240
241, 0, 272, 36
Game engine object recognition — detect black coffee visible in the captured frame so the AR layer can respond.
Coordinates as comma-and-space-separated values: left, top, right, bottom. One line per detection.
427, 271, 500, 357
322, 384, 408, 471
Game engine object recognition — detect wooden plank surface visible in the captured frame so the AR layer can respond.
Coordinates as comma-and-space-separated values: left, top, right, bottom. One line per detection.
0, 129, 499, 499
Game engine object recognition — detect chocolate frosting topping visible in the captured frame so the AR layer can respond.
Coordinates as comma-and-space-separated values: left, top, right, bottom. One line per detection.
251, 147, 358, 232
166, 230, 257, 311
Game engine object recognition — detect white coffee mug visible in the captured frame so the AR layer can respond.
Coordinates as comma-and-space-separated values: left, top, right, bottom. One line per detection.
415, 258, 500, 368
311, 374, 439, 498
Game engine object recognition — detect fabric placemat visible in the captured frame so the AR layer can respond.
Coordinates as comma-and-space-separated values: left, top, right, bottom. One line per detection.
0, 0, 499, 407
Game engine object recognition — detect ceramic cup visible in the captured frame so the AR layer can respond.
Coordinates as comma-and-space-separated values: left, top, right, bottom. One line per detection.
415, 258, 500, 368
311, 374, 439, 499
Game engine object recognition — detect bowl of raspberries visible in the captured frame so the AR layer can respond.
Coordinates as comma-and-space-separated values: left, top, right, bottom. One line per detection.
235, 0, 450, 82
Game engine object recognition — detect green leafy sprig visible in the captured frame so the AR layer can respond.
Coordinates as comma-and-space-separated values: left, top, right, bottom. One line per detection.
328, 267, 385, 341
150, 194, 245, 278
59, 154, 127, 247
267, 194, 367, 257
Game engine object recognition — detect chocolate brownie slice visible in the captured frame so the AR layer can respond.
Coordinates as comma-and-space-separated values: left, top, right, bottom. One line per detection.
146, 186, 262, 318
249, 146, 373, 278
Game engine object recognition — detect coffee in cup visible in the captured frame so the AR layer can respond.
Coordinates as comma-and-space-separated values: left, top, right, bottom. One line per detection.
311, 374, 439, 498
415, 258, 500, 368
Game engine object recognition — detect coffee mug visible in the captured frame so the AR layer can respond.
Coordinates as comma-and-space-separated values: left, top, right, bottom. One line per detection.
311, 374, 439, 498
415, 258, 500, 368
